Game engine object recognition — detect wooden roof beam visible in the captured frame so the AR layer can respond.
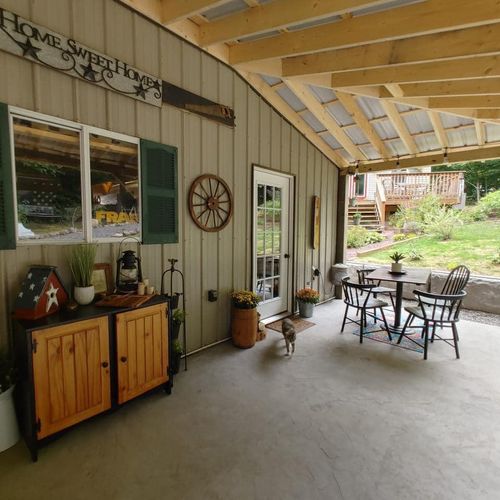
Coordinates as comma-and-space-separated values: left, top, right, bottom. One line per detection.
229, 0, 500, 64
161, 0, 230, 24
475, 121, 486, 146
413, 96, 500, 109
330, 55, 500, 88
200, 0, 389, 47
243, 73, 347, 167
335, 91, 390, 158
282, 23, 500, 77
428, 111, 449, 149
395, 79, 500, 98
284, 81, 365, 161
380, 99, 418, 155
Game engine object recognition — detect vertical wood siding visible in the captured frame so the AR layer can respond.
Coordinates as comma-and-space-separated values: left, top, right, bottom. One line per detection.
0, 0, 339, 352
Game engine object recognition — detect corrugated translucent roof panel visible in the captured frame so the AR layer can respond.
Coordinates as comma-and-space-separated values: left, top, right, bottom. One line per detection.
337, 148, 355, 164
325, 102, 354, 126
414, 134, 441, 152
485, 124, 500, 143
275, 86, 305, 112
309, 85, 336, 104
439, 113, 474, 128
358, 144, 380, 160
403, 111, 434, 134
357, 96, 385, 119
373, 120, 398, 140
387, 139, 408, 157
353, 0, 423, 17
344, 125, 368, 146
301, 110, 327, 133
202, 0, 248, 20
260, 74, 281, 86
447, 128, 478, 148
396, 103, 413, 113
287, 14, 342, 31
322, 133, 342, 150
238, 29, 282, 43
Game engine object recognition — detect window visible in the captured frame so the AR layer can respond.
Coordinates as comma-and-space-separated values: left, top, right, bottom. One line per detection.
11, 111, 140, 243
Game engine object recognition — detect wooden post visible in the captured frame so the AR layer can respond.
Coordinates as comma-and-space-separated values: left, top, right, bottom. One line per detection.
334, 173, 348, 299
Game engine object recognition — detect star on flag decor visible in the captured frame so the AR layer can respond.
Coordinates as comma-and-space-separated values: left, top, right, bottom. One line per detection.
14, 266, 68, 320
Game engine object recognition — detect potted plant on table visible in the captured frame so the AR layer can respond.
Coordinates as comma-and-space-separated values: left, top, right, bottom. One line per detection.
296, 288, 320, 318
231, 290, 261, 349
352, 212, 362, 226
68, 244, 97, 305
389, 251, 406, 273
171, 340, 183, 374
172, 309, 186, 341
0, 349, 19, 453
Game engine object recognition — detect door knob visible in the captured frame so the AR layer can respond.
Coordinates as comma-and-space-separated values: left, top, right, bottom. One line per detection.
101, 361, 109, 368
120, 356, 127, 363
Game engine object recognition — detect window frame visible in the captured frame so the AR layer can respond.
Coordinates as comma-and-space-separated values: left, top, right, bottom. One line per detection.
9, 106, 141, 245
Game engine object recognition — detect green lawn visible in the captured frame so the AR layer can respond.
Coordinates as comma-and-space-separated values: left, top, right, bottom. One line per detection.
356, 221, 500, 277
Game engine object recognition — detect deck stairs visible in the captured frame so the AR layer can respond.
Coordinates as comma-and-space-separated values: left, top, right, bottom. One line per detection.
348, 201, 382, 231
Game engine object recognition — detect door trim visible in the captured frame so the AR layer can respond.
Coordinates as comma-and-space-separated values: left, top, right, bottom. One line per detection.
252, 165, 295, 319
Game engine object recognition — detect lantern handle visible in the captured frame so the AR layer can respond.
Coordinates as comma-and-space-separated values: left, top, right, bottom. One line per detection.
118, 236, 141, 255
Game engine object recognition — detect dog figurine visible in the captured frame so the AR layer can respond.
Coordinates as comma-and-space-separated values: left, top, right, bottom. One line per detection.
281, 318, 296, 356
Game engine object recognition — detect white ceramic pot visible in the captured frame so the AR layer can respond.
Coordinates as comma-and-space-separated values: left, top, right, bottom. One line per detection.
298, 300, 314, 318
0, 386, 20, 453
74, 285, 95, 305
391, 263, 403, 273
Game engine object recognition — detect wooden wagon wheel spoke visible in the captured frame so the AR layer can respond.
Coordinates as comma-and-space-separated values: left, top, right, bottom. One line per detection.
189, 174, 233, 232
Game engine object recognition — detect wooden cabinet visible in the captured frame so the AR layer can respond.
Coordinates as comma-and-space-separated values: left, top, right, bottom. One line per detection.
116, 303, 168, 404
32, 317, 111, 439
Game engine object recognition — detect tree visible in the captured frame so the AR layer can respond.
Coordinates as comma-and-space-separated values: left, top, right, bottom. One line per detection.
433, 159, 500, 203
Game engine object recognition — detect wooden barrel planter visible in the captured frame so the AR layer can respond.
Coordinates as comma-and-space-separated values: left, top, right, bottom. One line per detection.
231, 307, 257, 349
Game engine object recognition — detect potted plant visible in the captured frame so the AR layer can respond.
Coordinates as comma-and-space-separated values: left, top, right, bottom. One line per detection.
231, 290, 261, 349
352, 212, 362, 226
68, 244, 97, 305
389, 251, 406, 273
171, 340, 183, 374
0, 349, 19, 452
172, 309, 186, 341
296, 288, 320, 318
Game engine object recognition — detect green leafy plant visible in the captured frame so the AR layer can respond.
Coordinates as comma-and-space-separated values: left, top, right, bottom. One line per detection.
425, 207, 463, 241
407, 246, 423, 261
172, 309, 186, 324
0, 349, 15, 394
173, 340, 184, 354
389, 251, 405, 263
296, 288, 320, 304
353, 212, 362, 221
478, 190, 500, 217
347, 227, 384, 248
492, 249, 500, 265
68, 244, 97, 287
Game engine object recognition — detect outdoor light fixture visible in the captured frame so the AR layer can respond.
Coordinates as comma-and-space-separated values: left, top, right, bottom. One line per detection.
443, 147, 449, 164
396, 155, 400, 168
354, 160, 360, 181
116, 236, 143, 292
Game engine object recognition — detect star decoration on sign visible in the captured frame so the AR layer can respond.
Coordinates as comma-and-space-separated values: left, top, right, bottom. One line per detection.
18, 37, 41, 60
81, 62, 98, 82
18, 291, 23, 298
45, 283, 59, 313
29, 283, 35, 291
134, 83, 148, 99
33, 295, 39, 303
27, 272, 32, 279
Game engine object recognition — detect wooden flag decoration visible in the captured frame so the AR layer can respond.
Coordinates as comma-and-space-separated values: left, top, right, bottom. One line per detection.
14, 266, 68, 320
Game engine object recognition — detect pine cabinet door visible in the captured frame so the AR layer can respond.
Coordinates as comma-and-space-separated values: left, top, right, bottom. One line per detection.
32, 317, 111, 439
116, 303, 168, 404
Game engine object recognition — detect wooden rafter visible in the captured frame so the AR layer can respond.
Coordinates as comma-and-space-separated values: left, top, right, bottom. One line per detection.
284, 81, 365, 161
281, 23, 500, 77
475, 121, 486, 146
161, 0, 229, 24
408, 96, 500, 109
395, 79, 500, 98
428, 111, 449, 149
335, 91, 390, 158
229, 0, 500, 64
200, 0, 389, 47
380, 100, 418, 155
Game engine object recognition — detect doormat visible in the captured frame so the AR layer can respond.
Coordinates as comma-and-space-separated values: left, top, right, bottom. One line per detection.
266, 316, 315, 334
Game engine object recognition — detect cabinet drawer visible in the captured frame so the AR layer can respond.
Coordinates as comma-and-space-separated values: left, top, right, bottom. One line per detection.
115, 303, 168, 404
32, 316, 111, 439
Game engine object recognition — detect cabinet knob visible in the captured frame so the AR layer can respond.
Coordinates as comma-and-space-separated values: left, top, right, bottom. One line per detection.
120, 356, 127, 363
101, 361, 109, 368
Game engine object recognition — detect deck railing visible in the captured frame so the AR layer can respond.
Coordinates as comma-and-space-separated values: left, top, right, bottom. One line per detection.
377, 171, 464, 206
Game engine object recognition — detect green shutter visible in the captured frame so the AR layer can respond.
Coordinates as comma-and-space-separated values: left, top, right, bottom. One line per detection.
140, 140, 178, 244
0, 103, 15, 250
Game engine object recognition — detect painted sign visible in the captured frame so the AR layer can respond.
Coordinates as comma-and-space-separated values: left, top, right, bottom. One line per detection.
0, 8, 162, 107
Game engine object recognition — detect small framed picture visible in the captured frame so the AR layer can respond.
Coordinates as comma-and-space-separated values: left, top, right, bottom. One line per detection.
92, 263, 113, 295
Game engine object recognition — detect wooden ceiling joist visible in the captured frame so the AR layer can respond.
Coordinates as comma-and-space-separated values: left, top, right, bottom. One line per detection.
281, 23, 500, 78
335, 91, 390, 158
395, 79, 500, 98
229, 0, 500, 65
475, 121, 486, 146
330, 55, 500, 88
417, 96, 500, 109
161, 0, 229, 25
380, 100, 418, 155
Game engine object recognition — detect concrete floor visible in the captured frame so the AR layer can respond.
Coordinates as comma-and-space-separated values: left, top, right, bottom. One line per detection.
1, 299, 500, 500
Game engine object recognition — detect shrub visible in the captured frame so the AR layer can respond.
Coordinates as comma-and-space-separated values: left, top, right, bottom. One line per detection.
393, 233, 417, 242
492, 249, 500, 265
478, 190, 500, 217
407, 246, 423, 261
346, 227, 384, 248
365, 231, 384, 244
390, 194, 442, 231
425, 207, 463, 240
460, 205, 488, 223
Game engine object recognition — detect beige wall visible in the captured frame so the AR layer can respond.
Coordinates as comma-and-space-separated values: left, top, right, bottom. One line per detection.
0, 0, 339, 352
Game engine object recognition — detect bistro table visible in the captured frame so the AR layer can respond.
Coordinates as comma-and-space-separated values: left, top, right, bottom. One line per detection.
367, 267, 431, 331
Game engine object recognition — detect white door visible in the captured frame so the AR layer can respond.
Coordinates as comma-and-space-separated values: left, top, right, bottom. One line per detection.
253, 168, 293, 319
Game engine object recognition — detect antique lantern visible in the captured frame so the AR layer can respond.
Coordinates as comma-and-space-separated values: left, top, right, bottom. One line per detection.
116, 238, 143, 292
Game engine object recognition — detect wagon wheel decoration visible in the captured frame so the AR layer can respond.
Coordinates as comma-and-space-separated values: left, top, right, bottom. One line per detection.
188, 174, 233, 232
